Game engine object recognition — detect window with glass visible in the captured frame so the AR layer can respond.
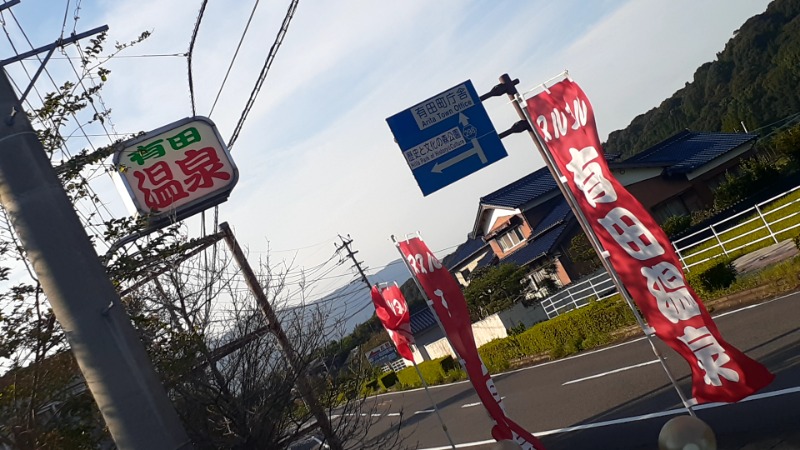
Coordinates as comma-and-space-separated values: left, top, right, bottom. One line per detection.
497, 227, 525, 251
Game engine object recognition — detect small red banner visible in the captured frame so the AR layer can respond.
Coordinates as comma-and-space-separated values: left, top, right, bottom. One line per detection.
525, 79, 774, 403
397, 237, 545, 449
371, 284, 414, 361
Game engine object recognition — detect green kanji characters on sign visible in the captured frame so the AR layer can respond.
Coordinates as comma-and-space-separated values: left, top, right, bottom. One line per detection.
129, 139, 166, 165
167, 127, 201, 151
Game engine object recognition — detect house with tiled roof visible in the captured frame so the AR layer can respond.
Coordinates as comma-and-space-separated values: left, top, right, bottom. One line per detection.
608, 130, 758, 222
447, 129, 759, 293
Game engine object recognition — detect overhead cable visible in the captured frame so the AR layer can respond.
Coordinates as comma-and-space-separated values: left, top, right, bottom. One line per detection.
186, 0, 209, 116
228, 0, 299, 149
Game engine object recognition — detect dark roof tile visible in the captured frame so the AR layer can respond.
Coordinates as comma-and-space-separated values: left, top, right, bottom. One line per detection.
410, 308, 437, 334
532, 198, 573, 236
480, 167, 557, 209
446, 236, 488, 270
620, 130, 757, 175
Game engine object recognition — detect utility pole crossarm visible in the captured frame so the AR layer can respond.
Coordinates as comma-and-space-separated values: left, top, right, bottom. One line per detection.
0, 25, 110, 66
336, 235, 371, 289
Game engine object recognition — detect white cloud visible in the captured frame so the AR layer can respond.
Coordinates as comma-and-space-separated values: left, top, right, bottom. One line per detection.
0, 0, 773, 300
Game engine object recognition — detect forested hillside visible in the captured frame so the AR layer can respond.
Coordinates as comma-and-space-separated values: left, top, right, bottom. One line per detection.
605, 0, 800, 158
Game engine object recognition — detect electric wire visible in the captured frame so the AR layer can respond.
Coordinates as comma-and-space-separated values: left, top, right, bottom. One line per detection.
4, 10, 117, 241
0, 13, 111, 242
186, 0, 209, 117
227, 0, 298, 150
59, 0, 70, 39
208, 0, 260, 117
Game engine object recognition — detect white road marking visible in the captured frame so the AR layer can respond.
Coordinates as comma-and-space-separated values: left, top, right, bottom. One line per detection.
371, 293, 795, 400
415, 409, 435, 415
461, 396, 504, 408
387, 412, 401, 417
562, 359, 660, 385
417, 386, 800, 450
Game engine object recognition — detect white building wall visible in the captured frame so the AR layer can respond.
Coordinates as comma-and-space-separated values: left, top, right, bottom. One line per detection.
417, 302, 548, 361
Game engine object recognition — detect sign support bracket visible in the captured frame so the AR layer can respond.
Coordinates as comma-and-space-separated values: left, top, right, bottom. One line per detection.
1, 23, 109, 124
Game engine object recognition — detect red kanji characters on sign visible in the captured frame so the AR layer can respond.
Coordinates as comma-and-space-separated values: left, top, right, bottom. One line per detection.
133, 161, 189, 210
176, 147, 231, 192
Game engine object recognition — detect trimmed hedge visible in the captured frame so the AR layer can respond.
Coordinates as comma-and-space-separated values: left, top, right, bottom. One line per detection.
478, 297, 636, 373
686, 258, 737, 298
379, 371, 398, 390
396, 356, 458, 388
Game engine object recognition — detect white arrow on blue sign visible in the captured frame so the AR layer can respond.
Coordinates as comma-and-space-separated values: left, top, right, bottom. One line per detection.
386, 80, 507, 196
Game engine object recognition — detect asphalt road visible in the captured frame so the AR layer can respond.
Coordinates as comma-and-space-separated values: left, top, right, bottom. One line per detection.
358, 292, 800, 450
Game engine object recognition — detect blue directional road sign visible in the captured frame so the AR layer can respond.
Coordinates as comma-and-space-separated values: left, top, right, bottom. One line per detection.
386, 80, 507, 196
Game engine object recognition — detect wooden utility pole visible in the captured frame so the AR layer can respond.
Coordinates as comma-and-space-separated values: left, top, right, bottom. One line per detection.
220, 222, 343, 450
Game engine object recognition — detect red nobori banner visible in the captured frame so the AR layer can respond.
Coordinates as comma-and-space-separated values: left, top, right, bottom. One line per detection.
371, 284, 414, 361
525, 79, 773, 403
397, 237, 545, 450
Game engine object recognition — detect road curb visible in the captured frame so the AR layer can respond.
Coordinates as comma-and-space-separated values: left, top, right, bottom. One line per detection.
506, 282, 800, 371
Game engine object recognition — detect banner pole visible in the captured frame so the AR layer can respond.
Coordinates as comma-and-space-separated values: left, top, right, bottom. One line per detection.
392, 235, 461, 448
391, 235, 462, 363
503, 73, 696, 417
412, 359, 457, 449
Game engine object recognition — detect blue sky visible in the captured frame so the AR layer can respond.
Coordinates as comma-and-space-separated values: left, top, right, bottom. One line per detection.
0, 0, 771, 302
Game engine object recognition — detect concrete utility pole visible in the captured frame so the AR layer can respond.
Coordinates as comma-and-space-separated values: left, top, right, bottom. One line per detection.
0, 72, 193, 448
219, 222, 343, 450
336, 234, 371, 289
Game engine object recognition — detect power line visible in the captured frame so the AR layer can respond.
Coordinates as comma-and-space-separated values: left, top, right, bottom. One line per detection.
228, 0, 299, 150
59, 0, 70, 39
208, 0, 261, 117
186, 0, 209, 117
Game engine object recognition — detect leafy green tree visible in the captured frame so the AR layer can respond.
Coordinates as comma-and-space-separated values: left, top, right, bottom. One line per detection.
567, 233, 603, 275
604, 0, 800, 158
463, 263, 527, 321
713, 156, 781, 210
774, 122, 800, 163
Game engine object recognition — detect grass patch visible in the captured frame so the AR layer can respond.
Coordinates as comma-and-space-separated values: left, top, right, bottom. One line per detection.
681, 188, 800, 267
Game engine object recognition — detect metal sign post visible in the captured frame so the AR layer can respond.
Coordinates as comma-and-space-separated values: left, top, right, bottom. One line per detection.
391, 235, 457, 450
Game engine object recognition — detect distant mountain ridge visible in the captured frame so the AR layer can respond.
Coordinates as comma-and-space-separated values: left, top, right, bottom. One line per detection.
604, 0, 800, 159
312, 258, 411, 335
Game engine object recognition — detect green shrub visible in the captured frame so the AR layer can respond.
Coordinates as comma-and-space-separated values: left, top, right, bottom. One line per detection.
661, 215, 692, 238
478, 337, 524, 373
794, 233, 800, 250
692, 259, 737, 292
395, 356, 456, 388
443, 368, 466, 383
713, 156, 780, 210
478, 298, 636, 373
361, 379, 380, 395
379, 371, 398, 390
507, 322, 527, 336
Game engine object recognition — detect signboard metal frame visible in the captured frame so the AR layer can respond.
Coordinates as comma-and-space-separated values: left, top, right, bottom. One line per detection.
112, 116, 239, 230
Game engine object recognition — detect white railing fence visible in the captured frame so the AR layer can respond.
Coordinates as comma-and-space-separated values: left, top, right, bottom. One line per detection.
540, 271, 616, 319
672, 184, 800, 271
